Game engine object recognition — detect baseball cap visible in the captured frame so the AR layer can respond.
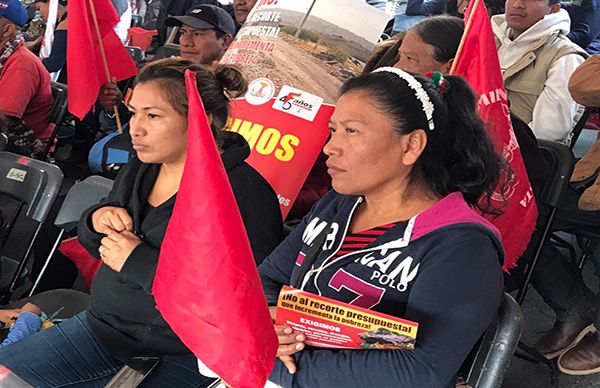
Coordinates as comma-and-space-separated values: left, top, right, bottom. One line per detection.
0, 0, 27, 27
165, 4, 236, 37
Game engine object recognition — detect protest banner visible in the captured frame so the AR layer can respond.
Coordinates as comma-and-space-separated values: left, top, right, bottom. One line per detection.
221, 0, 389, 217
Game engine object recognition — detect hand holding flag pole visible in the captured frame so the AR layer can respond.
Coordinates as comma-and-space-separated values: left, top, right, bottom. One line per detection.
87, 0, 124, 133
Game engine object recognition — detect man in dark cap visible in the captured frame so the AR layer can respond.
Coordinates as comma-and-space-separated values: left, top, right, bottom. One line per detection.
165, 4, 236, 66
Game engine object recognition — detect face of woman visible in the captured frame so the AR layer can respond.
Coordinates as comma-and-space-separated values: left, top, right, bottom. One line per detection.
128, 82, 188, 165
394, 30, 451, 74
324, 91, 422, 197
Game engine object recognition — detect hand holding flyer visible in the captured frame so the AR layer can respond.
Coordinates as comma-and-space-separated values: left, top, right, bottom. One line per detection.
276, 286, 419, 350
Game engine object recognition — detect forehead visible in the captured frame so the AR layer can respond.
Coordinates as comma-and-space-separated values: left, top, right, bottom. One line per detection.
130, 82, 171, 107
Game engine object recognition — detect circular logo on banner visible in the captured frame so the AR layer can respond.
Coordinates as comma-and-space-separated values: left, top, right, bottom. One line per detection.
245, 78, 276, 106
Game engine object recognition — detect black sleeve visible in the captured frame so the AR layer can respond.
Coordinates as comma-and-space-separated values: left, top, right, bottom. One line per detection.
231, 167, 283, 265
564, 1, 600, 50
119, 241, 159, 293
268, 235, 504, 388
42, 30, 67, 73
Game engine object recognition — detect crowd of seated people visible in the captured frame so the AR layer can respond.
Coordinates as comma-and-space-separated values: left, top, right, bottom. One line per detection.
1, 0, 600, 386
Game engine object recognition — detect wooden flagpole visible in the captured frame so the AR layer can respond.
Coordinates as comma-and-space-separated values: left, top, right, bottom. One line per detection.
449, 0, 481, 75
88, 0, 124, 133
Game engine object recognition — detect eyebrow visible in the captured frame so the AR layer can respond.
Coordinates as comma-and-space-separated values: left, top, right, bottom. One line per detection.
126, 104, 167, 112
329, 119, 363, 125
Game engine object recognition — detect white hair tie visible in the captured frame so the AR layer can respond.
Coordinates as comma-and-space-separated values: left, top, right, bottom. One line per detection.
372, 67, 435, 131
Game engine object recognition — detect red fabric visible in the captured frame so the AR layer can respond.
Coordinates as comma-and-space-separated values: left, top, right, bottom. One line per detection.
451, 0, 538, 271
153, 70, 278, 387
58, 237, 101, 290
0, 45, 54, 141
67, 0, 137, 120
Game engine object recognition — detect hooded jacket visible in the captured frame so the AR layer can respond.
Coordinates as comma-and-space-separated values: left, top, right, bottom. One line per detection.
492, 9, 586, 142
79, 132, 283, 361
259, 191, 504, 388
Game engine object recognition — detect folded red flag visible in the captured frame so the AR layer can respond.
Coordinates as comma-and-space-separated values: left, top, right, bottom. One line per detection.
67, 0, 138, 119
153, 70, 278, 387
451, 0, 538, 271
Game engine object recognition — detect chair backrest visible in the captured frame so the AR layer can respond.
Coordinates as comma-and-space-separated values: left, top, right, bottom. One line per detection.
49, 82, 68, 126
466, 294, 524, 388
126, 46, 144, 65
0, 133, 7, 152
536, 140, 575, 208
0, 151, 63, 223
54, 175, 114, 230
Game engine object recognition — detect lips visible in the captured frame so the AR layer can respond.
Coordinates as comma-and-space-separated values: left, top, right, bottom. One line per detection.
132, 143, 149, 151
326, 161, 345, 175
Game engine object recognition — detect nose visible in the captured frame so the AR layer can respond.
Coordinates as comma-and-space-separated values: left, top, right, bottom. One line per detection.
322, 132, 339, 158
129, 115, 146, 139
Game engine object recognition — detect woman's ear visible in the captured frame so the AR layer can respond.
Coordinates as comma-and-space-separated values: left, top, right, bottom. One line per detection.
442, 59, 454, 74
401, 129, 427, 166
207, 113, 214, 125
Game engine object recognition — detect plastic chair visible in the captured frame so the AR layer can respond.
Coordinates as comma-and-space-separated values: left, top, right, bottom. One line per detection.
0, 133, 7, 151
515, 140, 575, 305
466, 294, 524, 388
0, 151, 63, 303
41, 82, 68, 160
508, 140, 574, 387
29, 175, 114, 296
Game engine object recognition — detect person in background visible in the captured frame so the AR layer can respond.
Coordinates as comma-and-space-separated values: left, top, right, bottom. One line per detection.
491, 0, 587, 142
33, 0, 68, 84
394, 15, 463, 74
0, 0, 53, 158
563, 0, 600, 55
98, 4, 236, 131
232, 0, 257, 27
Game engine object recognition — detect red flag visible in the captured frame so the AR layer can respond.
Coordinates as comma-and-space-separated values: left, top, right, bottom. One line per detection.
153, 70, 278, 387
451, 0, 538, 271
67, 0, 138, 119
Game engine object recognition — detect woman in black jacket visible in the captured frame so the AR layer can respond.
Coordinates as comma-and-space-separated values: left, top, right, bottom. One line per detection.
0, 58, 283, 387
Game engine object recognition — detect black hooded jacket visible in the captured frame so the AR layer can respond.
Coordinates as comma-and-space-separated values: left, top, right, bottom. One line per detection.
78, 132, 283, 360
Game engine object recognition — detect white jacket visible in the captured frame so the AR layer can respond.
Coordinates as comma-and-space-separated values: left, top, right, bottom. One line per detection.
492, 9, 585, 142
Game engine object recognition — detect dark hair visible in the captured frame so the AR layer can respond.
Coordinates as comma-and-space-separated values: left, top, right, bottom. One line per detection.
362, 32, 405, 74
410, 16, 464, 64
134, 58, 248, 147
548, 0, 560, 4
339, 70, 506, 214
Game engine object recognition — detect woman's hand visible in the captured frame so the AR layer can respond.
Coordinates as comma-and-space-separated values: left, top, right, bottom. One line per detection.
99, 231, 141, 272
270, 306, 306, 374
91, 206, 134, 235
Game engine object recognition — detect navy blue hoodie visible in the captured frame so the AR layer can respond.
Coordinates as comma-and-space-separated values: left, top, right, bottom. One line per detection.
259, 191, 504, 388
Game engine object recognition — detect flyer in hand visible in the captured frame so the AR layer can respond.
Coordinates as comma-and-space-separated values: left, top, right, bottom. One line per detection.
276, 286, 419, 350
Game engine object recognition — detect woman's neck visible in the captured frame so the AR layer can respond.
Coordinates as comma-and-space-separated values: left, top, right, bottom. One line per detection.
351, 183, 440, 233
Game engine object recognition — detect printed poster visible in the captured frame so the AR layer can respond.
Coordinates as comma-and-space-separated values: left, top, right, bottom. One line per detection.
221, 0, 389, 217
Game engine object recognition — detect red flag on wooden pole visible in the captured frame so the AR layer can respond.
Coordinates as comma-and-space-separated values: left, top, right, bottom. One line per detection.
153, 70, 278, 387
67, 0, 137, 120
451, 0, 538, 271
